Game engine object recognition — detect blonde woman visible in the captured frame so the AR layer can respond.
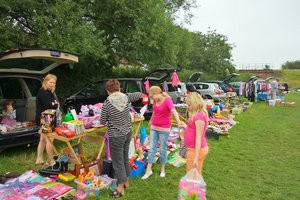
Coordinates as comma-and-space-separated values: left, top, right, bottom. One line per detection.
142, 86, 182, 179
35, 74, 58, 165
181, 92, 209, 175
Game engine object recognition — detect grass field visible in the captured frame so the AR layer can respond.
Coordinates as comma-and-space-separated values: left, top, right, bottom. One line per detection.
0, 93, 300, 199
280, 69, 300, 90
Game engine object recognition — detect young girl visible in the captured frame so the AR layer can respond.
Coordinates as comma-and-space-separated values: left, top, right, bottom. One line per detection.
181, 92, 209, 175
142, 86, 182, 179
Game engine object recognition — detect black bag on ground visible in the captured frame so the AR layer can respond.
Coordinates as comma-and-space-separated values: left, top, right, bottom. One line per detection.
102, 159, 115, 178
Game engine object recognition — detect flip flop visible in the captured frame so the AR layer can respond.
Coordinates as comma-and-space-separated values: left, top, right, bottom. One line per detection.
110, 190, 124, 198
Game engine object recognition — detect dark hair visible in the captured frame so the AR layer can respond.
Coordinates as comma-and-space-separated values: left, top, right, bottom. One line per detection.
105, 79, 120, 93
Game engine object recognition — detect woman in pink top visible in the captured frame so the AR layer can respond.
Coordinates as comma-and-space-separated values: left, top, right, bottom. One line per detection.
181, 92, 209, 175
142, 86, 181, 179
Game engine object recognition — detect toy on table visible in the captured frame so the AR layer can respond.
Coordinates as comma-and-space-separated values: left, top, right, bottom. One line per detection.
55, 126, 76, 138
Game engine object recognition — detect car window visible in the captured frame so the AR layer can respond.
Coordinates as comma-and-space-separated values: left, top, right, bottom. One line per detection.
202, 84, 209, 89
25, 78, 41, 97
0, 78, 24, 99
83, 82, 105, 97
126, 81, 139, 93
167, 84, 177, 92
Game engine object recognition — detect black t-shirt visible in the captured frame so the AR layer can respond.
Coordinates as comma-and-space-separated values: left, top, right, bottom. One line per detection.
35, 88, 58, 125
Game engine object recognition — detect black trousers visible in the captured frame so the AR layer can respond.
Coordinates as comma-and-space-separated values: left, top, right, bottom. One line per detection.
109, 132, 132, 184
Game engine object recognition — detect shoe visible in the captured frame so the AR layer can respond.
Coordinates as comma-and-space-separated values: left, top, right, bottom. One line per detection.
160, 172, 165, 177
109, 190, 124, 198
141, 171, 153, 180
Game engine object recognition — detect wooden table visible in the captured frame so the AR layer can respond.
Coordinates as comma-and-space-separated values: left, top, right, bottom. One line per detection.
42, 117, 144, 165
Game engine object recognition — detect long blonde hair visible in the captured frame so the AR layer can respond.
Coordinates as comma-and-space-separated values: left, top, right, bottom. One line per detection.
149, 86, 168, 98
185, 92, 208, 118
42, 74, 57, 93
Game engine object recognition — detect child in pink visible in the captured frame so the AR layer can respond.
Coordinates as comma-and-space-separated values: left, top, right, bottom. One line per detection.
181, 92, 209, 175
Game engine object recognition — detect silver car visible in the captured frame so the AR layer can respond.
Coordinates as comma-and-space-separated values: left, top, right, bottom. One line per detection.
193, 82, 226, 101
163, 82, 187, 104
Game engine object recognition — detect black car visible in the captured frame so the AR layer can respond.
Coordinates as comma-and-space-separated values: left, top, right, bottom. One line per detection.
63, 68, 178, 120
0, 49, 79, 152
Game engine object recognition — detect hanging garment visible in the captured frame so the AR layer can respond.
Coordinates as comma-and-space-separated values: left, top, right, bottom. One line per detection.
144, 79, 150, 93
171, 71, 180, 87
163, 80, 168, 92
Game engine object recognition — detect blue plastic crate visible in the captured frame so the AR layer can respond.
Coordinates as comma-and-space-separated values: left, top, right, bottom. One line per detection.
130, 160, 146, 178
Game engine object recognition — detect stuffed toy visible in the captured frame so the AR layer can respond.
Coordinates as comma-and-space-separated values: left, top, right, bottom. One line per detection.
1, 100, 17, 130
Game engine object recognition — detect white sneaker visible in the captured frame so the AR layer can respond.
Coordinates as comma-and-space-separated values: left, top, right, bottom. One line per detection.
141, 171, 153, 180
160, 172, 166, 177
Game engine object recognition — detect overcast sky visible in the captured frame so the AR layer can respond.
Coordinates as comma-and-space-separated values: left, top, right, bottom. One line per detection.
176, 0, 300, 69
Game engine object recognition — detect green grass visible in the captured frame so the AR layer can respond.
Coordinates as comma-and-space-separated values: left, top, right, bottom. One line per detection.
1, 93, 300, 199
280, 69, 300, 89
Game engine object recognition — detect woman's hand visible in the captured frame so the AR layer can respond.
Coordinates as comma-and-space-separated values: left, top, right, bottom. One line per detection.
178, 121, 187, 129
193, 158, 198, 169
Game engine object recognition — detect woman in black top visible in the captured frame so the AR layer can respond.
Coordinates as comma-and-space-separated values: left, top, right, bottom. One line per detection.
35, 74, 58, 165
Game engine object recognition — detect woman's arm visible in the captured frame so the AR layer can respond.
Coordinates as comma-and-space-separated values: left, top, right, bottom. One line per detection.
100, 101, 109, 125
171, 109, 181, 127
127, 92, 143, 103
194, 119, 205, 167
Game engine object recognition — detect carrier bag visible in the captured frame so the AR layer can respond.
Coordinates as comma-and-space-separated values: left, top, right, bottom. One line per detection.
178, 168, 206, 200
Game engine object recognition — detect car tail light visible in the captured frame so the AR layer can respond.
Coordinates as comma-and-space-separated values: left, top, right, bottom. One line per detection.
214, 89, 221, 94
228, 88, 233, 92
142, 94, 149, 105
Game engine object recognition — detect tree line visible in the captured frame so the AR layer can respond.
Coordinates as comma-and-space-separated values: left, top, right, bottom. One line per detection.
0, 0, 235, 97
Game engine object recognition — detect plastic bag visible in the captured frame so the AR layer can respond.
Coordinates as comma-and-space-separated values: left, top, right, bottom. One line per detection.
178, 168, 206, 200
128, 137, 135, 158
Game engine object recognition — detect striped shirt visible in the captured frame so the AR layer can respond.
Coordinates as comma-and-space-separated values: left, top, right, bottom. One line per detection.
100, 92, 142, 138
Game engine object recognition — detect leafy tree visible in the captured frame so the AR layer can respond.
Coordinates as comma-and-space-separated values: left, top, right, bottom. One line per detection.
282, 60, 300, 69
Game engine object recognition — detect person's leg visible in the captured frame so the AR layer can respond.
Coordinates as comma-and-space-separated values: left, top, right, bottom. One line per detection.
197, 147, 209, 175
142, 129, 159, 179
158, 131, 169, 177
109, 135, 127, 194
123, 132, 132, 188
45, 137, 55, 165
36, 134, 46, 164
186, 148, 195, 173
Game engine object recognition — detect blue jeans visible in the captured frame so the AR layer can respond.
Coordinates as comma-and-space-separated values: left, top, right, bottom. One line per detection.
148, 129, 169, 165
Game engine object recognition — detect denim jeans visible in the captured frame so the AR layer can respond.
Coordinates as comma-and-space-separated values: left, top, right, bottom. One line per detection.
148, 129, 169, 164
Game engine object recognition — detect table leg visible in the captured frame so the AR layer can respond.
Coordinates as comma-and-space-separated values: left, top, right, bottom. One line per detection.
133, 121, 142, 139
96, 139, 105, 160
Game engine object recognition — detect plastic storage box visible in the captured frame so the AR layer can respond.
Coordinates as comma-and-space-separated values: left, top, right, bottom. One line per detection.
74, 175, 112, 197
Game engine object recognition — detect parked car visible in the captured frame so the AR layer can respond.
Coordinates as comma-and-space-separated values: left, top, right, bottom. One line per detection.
63, 68, 177, 119
206, 73, 240, 97
162, 72, 201, 104
229, 82, 242, 95
193, 82, 225, 101
0, 48, 79, 152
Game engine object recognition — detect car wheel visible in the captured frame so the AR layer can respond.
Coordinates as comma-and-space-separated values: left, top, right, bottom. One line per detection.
205, 95, 213, 99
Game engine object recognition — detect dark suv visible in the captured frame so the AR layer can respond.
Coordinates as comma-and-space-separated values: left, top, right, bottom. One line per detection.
63, 68, 177, 119
206, 73, 240, 93
0, 49, 79, 152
